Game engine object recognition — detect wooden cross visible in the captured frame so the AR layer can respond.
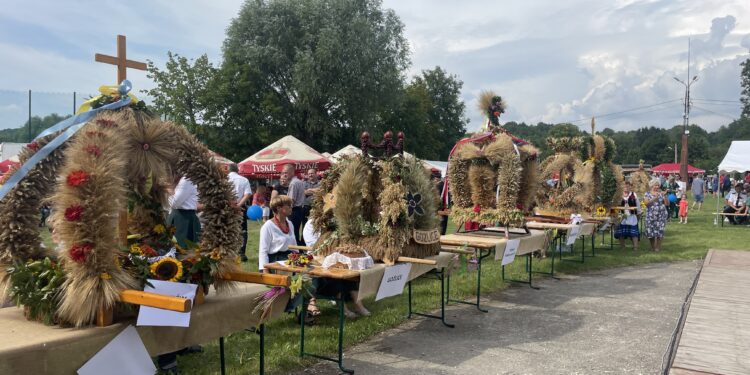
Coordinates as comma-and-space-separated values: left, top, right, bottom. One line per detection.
95, 35, 147, 83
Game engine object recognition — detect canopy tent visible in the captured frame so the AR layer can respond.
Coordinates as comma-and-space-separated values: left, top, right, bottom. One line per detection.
330, 144, 362, 161
0, 156, 20, 174
651, 163, 705, 175
423, 160, 447, 177
717, 140, 750, 173
209, 150, 234, 166
238, 135, 330, 178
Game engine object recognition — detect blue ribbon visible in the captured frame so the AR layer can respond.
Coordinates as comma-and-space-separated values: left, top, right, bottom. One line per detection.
0, 81, 134, 202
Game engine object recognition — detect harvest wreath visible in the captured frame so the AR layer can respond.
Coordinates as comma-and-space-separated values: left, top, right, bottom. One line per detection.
446, 91, 539, 229
0, 101, 245, 326
308, 131, 442, 265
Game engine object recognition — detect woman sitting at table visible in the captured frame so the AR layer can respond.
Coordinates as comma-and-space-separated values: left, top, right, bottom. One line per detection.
259, 195, 320, 316
614, 181, 641, 251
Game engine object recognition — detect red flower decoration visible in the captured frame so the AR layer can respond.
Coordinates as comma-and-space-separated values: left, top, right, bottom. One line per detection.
493, 111, 501, 117
142, 143, 150, 151
66, 170, 90, 187
96, 119, 117, 128
85, 144, 102, 157
69, 243, 93, 263
140, 244, 157, 257
64, 205, 84, 221
26, 141, 40, 151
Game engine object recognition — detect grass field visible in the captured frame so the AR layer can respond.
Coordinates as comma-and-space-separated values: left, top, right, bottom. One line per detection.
43, 195, 749, 374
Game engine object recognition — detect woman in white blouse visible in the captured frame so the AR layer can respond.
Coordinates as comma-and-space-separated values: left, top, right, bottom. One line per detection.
259, 195, 296, 271
260, 195, 320, 317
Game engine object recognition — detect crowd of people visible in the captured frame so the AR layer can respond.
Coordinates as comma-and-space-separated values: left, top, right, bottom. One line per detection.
611, 171, 750, 254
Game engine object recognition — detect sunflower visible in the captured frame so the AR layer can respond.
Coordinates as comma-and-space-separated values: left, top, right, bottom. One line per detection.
596, 206, 607, 216
209, 249, 222, 261
150, 257, 184, 282
153, 224, 166, 235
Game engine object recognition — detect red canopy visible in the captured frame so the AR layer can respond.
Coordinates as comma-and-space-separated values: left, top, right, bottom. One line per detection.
0, 159, 19, 174
238, 135, 330, 178
651, 163, 705, 175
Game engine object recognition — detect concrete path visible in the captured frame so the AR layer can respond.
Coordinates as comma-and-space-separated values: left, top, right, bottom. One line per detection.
297, 261, 701, 375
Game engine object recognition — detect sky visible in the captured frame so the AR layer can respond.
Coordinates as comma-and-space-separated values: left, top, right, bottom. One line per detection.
1, 0, 749, 134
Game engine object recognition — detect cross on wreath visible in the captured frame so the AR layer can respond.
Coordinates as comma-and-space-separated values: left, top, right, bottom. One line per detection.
94, 34, 147, 246
95, 34, 147, 83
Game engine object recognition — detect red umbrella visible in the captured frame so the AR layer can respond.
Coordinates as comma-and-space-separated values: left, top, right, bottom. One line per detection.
651, 163, 705, 175
0, 159, 19, 174
238, 135, 330, 178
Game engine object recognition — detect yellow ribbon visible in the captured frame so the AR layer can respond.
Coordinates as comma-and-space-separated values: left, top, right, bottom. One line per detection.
76, 84, 140, 114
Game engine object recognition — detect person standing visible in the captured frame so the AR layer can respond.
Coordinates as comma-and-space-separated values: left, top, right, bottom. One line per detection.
167, 175, 200, 249
161, 174, 202, 373
666, 176, 680, 219
643, 179, 668, 252
614, 181, 641, 251
270, 173, 289, 200
691, 173, 705, 210
721, 173, 731, 198
227, 164, 252, 262
302, 168, 320, 228
283, 164, 306, 245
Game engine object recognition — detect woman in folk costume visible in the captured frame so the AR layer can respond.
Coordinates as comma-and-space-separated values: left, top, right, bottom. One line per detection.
614, 181, 641, 250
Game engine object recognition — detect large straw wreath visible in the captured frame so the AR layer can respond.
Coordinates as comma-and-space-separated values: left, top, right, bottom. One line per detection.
448, 132, 538, 227
0, 108, 242, 326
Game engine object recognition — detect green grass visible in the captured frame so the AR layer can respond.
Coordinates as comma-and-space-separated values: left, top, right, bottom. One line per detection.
42, 197, 750, 374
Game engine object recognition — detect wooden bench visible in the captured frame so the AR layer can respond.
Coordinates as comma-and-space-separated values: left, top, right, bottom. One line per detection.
713, 212, 749, 226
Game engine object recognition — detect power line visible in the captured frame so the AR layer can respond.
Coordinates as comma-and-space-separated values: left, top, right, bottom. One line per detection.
593, 103, 685, 124
691, 99, 742, 107
691, 105, 738, 120
561, 98, 683, 124
692, 98, 740, 103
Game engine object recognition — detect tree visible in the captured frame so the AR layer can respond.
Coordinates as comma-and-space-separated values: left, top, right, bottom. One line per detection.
142, 52, 217, 133
219, 0, 410, 153
411, 67, 468, 159
741, 58, 750, 118
0, 114, 70, 143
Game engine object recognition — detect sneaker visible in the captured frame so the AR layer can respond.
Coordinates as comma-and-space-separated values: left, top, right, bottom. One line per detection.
354, 306, 371, 317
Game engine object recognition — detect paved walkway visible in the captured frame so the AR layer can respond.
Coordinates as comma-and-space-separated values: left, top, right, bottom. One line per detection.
298, 261, 701, 375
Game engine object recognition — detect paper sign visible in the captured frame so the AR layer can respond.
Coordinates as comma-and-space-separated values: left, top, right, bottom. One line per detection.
501, 239, 521, 266
78, 325, 156, 375
566, 225, 581, 245
375, 263, 412, 301
137, 279, 197, 327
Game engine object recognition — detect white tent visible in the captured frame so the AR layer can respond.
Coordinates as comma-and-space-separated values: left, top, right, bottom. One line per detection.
330, 145, 362, 161
717, 140, 750, 173
423, 160, 447, 177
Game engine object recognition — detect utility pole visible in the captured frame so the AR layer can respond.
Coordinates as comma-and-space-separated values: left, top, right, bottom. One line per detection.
674, 38, 697, 183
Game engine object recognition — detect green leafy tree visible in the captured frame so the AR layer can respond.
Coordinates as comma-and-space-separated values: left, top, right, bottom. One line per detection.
0, 114, 70, 143
741, 58, 750, 118
411, 67, 468, 158
142, 52, 218, 139
219, 0, 410, 153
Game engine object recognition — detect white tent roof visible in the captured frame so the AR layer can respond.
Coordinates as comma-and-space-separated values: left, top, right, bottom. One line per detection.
717, 140, 750, 173
423, 160, 447, 177
331, 145, 362, 161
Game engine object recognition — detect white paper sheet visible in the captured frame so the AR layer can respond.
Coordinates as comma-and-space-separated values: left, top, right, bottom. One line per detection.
566, 225, 581, 246
501, 239, 521, 266
136, 279, 197, 327
78, 325, 156, 375
375, 263, 412, 301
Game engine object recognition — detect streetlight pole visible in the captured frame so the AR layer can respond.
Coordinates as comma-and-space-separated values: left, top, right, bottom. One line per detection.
674, 38, 697, 183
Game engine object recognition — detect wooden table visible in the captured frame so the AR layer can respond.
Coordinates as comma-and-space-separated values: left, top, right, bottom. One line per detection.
266, 253, 455, 374
440, 229, 550, 312
0, 283, 289, 375
526, 221, 598, 263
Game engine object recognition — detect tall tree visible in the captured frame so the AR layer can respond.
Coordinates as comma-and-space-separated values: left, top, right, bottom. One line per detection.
741, 58, 750, 118
219, 0, 410, 152
411, 67, 468, 159
142, 52, 217, 138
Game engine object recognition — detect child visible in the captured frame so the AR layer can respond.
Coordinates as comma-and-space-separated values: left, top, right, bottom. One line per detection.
678, 193, 689, 224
